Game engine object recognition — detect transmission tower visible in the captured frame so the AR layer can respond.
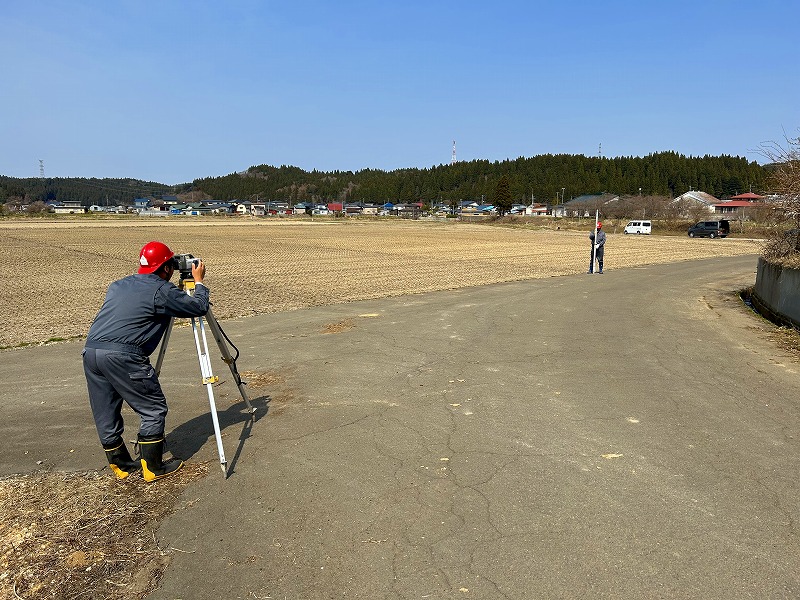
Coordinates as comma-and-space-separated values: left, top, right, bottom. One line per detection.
598, 143, 602, 158
451, 140, 456, 165
39, 160, 45, 179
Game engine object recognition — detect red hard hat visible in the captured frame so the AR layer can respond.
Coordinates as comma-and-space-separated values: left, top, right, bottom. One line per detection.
597, 222, 602, 228
138, 241, 174, 274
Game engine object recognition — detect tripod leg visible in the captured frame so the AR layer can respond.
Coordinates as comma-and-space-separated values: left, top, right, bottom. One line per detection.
191, 315, 228, 478
204, 309, 255, 414
153, 317, 175, 377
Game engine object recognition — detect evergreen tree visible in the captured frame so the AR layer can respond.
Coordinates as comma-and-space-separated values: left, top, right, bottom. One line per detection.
494, 175, 513, 216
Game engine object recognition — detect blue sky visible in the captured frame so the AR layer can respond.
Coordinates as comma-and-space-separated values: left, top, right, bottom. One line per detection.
2, 1, 798, 184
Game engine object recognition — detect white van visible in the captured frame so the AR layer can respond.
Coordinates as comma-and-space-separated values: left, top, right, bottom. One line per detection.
624, 220, 652, 235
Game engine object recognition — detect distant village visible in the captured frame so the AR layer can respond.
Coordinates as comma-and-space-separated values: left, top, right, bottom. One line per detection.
42, 190, 771, 219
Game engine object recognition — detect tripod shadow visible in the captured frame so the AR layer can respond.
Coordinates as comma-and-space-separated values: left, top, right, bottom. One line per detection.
167, 395, 271, 476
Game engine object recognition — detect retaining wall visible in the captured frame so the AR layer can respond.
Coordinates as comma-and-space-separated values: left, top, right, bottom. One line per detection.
752, 257, 800, 329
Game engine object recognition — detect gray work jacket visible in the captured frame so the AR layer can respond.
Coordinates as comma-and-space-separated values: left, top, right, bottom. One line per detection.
85, 274, 209, 356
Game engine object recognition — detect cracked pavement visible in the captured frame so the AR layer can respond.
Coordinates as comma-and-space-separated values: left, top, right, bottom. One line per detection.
3, 255, 800, 599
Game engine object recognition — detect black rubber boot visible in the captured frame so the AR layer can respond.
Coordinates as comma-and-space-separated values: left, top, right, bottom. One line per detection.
103, 439, 141, 480
138, 434, 183, 482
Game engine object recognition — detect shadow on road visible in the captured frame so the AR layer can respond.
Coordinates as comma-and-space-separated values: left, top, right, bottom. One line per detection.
166, 395, 270, 475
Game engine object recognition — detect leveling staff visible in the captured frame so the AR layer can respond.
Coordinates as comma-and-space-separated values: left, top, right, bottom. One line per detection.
82, 241, 208, 482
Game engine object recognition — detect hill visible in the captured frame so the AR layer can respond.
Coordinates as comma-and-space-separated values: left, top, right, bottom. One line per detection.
1, 151, 766, 207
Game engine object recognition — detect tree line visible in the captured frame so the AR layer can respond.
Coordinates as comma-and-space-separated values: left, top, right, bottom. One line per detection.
195, 152, 766, 206
1, 152, 767, 208
0, 176, 184, 208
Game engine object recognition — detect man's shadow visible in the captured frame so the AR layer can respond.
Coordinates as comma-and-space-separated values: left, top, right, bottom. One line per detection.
167, 395, 270, 477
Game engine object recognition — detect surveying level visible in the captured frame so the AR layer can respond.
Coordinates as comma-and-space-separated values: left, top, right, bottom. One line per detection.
153, 276, 255, 478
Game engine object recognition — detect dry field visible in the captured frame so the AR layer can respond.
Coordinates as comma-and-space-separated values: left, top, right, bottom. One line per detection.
0, 218, 763, 348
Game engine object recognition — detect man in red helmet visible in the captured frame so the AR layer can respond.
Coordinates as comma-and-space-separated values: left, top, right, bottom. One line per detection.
82, 241, 209, 482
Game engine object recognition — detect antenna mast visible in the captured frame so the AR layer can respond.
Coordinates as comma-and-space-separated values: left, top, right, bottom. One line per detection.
451, 140, 456, 165
598, 143, 602, 158
39, 160, 45, 179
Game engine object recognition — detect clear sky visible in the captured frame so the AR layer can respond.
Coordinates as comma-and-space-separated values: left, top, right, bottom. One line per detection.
2, 1, 798, 185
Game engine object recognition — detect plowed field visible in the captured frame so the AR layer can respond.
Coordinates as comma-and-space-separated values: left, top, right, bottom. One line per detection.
0, 219, 762, 348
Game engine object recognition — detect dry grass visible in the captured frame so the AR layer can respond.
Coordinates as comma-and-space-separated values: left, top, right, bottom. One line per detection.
0, 464, 208, 600
768, 326, 800, 359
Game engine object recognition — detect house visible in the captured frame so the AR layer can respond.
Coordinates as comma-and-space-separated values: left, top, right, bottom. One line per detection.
133, 198, 151, 212
343, 203, 363, 215
139, 208, 171, 217
671, 191, 719, 216
361, 204, 380, 215
457, 201, 480, 215
266, 202, 292, 215
525, 203, 549, 216
712, 198, 768, 216
183, 203, 213, 216
560, 193, 619, 218
206, 202, 234, 214
52, 200, 86, 214
712, 200, 762, 215
394, 203, 423, 217
729, 192, 765, 201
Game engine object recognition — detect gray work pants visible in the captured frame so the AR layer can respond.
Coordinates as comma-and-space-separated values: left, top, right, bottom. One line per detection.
589, 246, 604, 273
82, 348, 168, 445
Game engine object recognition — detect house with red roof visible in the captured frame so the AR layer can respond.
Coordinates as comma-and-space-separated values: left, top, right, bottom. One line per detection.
729, 192, 765, 201
712, 192, 768, 216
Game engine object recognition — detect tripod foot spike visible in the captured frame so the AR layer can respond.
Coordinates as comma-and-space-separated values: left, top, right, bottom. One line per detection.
220, 462, 228, 478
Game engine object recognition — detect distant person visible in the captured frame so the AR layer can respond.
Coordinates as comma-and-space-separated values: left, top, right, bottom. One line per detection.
588, 222, 606, 274
82, 241, 208, 482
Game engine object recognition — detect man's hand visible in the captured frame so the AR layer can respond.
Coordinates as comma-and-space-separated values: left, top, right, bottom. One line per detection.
191, 260, 206, 284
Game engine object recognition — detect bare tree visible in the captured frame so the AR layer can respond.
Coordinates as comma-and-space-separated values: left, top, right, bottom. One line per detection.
759, 131, 800, 264
4, 197, 24, 213
759, 132, 800, 228
26, 201, 48, 214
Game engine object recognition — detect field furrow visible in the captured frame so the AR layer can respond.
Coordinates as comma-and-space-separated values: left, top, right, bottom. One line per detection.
0, 220, 762, 348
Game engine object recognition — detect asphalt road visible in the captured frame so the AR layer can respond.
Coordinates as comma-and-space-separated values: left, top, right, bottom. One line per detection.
3, 255, 800, 599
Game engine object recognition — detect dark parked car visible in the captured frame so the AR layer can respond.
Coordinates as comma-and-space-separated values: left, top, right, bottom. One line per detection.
688, 220, 730, 238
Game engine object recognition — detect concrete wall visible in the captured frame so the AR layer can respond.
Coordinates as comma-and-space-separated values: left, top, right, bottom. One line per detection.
752, 257, 800, 328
